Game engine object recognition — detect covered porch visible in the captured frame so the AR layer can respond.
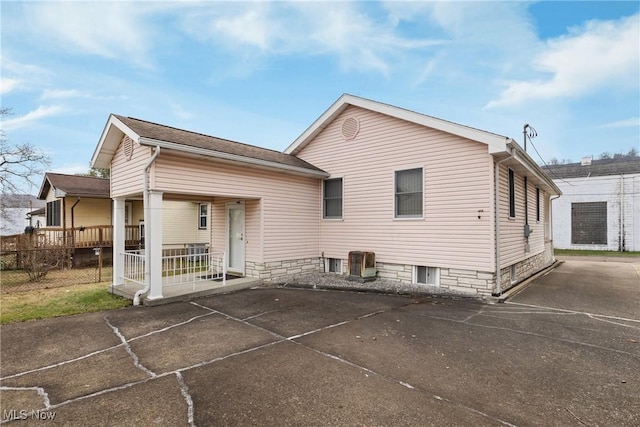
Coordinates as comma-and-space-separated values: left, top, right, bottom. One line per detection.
110, 191, 262, 305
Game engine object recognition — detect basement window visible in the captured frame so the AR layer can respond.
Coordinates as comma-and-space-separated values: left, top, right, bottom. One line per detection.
415, 266, 439, 286
326, 258, 342, 274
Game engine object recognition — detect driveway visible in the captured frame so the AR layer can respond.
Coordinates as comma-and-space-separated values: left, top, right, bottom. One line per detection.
1, 259, 638, 426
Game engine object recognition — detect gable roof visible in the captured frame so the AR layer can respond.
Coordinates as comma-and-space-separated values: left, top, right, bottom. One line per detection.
38, 173, 110, 200
285, 94, 512, 155
91, 115, 328, 178
542, 156, 640, 179
285, 93, 560, 195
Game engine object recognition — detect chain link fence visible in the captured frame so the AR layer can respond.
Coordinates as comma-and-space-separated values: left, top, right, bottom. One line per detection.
1, 246, 113, 293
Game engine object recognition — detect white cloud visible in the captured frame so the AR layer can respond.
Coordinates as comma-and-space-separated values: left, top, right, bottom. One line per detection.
180, 2, 446, 76
0, 105, 66, 131
0, 78, 22, 94
597, 117, 640, 129
39, 89, 128, 101
52, 164, 91, 175
487, 14, 640, 108
24, 2, 155, 67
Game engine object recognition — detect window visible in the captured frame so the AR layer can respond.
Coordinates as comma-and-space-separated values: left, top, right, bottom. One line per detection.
323, 178, 343, 219
46, 200, 61, 226
395, 168, 423, 218
535, 188, 540, 222
508, 168, 516, 218
326, 258, 342, 274
198, 203, 208, 229
510, 264, 517, 283
415, 266, 439, 286
571, 202, 607, 245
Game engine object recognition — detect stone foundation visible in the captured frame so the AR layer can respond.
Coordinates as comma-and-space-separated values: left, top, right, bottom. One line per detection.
499, 242, 555, 293
247, 257, 321, 281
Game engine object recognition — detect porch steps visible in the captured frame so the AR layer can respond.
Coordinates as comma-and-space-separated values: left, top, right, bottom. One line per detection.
111, 277, 262, 306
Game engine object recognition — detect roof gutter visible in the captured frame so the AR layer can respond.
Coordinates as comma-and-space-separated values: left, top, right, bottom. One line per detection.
134, 146, 161, 306
138, 137, 329, 178
494, 147, 514, 296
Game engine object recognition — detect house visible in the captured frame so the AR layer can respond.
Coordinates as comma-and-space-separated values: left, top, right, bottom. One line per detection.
91, 94, 560, 304
27, 207, 46, 229
0, 195, 45, 235
35, 172, 210, 259
543, 156, 640, 251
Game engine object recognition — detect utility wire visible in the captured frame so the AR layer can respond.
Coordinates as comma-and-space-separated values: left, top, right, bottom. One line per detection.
527, 133, 575, 186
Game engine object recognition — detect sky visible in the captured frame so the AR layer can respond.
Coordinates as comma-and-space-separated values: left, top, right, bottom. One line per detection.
1, 1, 639, 195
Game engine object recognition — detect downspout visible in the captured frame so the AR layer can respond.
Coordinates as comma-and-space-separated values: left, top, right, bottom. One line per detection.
70, 198, 80, 249
494, 148, 513, 296
134, 146, 161, 306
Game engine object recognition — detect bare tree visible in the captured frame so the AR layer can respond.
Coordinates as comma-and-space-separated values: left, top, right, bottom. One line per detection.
1, 108, 51, 225
85, 167, 110, 178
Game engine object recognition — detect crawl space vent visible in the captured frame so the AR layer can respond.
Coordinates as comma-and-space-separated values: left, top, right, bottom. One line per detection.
341, 117, 360, 140
122, 136, 134, 160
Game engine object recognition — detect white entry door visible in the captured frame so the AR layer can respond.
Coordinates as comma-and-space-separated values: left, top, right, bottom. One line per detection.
226, 203, 245, 274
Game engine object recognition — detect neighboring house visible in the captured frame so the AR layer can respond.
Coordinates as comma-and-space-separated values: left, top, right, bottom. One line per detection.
92, 94, 560, 303
27, 207, 46, 229
37, 172, 209, 250
543, 156, 640, 252
0, 195, 45, 235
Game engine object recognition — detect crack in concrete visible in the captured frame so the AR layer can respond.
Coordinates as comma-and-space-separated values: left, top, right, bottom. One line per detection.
104, 315, 156, 378
0, 385, 51, 409
128, 312, 217, 342
175, 372, 195, 427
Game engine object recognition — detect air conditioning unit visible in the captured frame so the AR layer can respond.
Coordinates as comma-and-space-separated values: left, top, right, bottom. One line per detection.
348, 251, 376, 282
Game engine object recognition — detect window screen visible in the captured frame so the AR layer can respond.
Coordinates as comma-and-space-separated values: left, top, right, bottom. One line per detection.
395, 168, 423, 217
323, 178, 343, 218
571, 202, 607, 244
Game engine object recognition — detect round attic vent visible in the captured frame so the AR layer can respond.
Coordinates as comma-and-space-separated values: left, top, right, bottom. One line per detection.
122, 136, 134, 160
341, 117, 360, 140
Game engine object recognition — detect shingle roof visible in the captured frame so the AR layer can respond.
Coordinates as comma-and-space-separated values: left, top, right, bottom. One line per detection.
38, 173, 110, 199
542, 157, 640, 179
114, 115, 325, 174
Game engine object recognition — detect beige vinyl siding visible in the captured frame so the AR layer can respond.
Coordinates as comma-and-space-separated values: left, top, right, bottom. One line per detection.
162, 201, 210, 246
497, 164, 547, 268
154, 155, 320, 262
64, 198, 111, 228
111, 138, 152, 197
297, 105, 494, 272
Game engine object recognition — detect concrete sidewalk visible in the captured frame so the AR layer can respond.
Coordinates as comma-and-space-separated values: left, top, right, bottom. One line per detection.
1, 261, 639, 426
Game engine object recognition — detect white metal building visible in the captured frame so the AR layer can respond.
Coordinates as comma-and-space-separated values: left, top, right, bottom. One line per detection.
544, 157, 640, 252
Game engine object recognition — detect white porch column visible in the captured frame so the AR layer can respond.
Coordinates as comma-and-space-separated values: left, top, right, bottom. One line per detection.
147, 190, 163, 300
112, 197, 126, 287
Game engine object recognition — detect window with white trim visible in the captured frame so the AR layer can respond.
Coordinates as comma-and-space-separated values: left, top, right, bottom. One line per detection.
414, 266, 439, 286
536, 188, 540, 222
198, 203, 208, 229
325, 258, 342, 274
395, 168, 423, 218
323, 178, 343, 219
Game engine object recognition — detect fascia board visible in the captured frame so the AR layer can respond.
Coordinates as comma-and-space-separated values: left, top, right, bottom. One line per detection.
90, 115, 141, 169
509, 142, 562, 195
138, 137, 330, 178
285, 94, 511, 155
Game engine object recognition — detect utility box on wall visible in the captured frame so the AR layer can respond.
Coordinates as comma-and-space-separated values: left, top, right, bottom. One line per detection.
348, 251, 376, 282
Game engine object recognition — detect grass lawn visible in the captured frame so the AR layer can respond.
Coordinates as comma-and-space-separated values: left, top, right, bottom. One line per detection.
554, 249, 640, 257
1, 282, 131, 324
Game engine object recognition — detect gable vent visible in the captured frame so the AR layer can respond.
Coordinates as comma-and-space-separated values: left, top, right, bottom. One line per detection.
122, 135, 134, 160
341, 117, 360, 140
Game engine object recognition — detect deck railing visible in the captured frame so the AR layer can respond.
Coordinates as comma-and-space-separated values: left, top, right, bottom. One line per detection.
122, 248, 226, 290
2, 225, 140, 251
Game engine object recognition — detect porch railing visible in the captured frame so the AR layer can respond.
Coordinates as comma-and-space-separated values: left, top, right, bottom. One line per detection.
122, 248, 226, 290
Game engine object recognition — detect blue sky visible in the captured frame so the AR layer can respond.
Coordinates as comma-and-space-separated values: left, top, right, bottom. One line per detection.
1, 1, 639, 194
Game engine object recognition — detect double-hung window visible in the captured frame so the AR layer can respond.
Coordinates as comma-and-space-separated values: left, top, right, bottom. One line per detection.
395, 168, 423, 218
198, 203, 208, 229
323, 178, 343, 219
